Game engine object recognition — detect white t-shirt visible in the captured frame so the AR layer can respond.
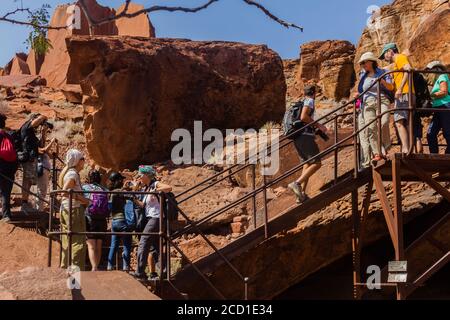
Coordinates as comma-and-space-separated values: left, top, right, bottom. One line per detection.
144, 181, 160, 218
61, 168, 83, 208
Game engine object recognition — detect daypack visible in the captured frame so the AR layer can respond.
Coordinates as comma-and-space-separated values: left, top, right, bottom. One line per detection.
8, 120, 38, 163
163, 192, 180, 223
282, 100, 305, 139
88, 192, 110, 217
124, 200, 137, 231
413, 72, 433, 116
0, 131, 17, 162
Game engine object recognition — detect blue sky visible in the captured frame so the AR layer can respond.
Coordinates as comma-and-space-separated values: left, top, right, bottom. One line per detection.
0, 0, 392, 66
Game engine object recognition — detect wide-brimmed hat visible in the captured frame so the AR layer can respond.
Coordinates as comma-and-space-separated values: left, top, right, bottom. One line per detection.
379, 43, 398, 59
358, 52, 378, 64
426, 61, 446, 70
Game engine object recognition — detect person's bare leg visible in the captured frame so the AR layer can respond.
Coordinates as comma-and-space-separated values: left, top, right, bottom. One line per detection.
95, 239, 103, 269
296, 162, 321, 191
395, 120, 410, 153
87, 239, 98, 271
416, 138, 423, 154
297, 163, 310, 191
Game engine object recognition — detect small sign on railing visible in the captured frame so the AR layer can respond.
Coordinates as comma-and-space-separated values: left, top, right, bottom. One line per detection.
388, 261, 408, 283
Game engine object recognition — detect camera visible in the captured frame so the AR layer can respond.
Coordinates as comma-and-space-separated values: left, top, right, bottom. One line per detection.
43, 121, 54, 130
315, 128, 329, 142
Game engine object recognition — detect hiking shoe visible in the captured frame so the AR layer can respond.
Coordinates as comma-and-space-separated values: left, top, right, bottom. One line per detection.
288, 182, 306, 203
21, 202, 36, 214
130, 271, 147, 281
148, 272, 159, 280
1, 216, 11, 223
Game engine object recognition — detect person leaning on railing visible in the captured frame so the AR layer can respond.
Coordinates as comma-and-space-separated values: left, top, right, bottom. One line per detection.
426, 61, 450, 154
131, 165, 172, 281
355, 52, 394, 168
380, 43, 414, 154
58, 149, 90, 271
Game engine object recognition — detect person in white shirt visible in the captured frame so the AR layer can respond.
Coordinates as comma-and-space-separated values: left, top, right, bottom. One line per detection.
131, 165, 172, 280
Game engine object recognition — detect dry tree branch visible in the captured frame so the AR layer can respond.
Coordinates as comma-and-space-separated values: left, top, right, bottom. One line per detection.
0, 0, 303, 32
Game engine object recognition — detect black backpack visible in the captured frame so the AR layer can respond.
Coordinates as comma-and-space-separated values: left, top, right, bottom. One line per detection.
282, 100, 305, 139
413, 72, 433, 116
9, 120, 39, 163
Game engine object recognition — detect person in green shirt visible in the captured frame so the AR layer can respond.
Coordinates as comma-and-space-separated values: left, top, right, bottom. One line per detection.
426, 61, 450, 154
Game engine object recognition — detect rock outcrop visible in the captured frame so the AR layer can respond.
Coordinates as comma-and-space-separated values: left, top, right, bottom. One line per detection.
284, 40, 356, 104
26, 49, 45, 76
66, 36, 286, 169
8, 54, 30, 76
38, 0, 118, 88
355, 0, 450, 69
116, 3, 156, 37
37, 0, 156, 88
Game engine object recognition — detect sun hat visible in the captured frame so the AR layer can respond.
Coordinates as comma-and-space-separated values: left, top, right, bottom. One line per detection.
426, 61, 446, 70
358, 52, 378, 64
138, 165, 156, 177
65, 149, 84, 169
379, 43, 398, 59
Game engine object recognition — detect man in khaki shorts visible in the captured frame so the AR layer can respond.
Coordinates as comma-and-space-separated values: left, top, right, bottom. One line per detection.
380, 43, 415, 154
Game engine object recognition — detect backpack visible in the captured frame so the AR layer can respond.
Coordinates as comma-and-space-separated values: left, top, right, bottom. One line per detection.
0, 131, 17, 162
282, 100, 305, 139
8, 121, 38, 163
163, 192, 180, 223
87, 187, 110, 217
124, 200, 137, 231
413, 72, 433, 116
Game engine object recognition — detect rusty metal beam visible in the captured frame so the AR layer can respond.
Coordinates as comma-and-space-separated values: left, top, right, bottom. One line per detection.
402, 159, 450, 203
372, 168, 398, 252
405, 252, 450, 298
351, 189, 361, 299
392, 156, 405, 300
427, 236, 449, 254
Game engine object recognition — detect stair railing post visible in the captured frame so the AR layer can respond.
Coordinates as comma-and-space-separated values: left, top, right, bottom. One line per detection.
262, 157, 269, 239
334, 116, 338, 184
159, 192, 165, 285
377, 80, 382, 157
407, 70, 415, 156
353, 101, 359, 177
68, 190, 73, 268
47, 192, 54, 267
251, 164, 257, 229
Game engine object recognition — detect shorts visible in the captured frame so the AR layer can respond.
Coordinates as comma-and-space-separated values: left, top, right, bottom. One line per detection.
293, 134, 321, 164
394, 94, 415, 123
22, 159, 38, 185
85, 216, 108, 240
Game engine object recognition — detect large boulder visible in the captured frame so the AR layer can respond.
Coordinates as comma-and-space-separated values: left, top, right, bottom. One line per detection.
284, 40, 355, 104
116, 3, 156, 37
66, 36, 286, 169
355, 0, 449, 69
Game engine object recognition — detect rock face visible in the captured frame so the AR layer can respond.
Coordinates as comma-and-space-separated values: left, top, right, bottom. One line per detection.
284, 40, 356, 104
355, 0, 449, 69
66, 36, 286, 169
116, 3, 156, 37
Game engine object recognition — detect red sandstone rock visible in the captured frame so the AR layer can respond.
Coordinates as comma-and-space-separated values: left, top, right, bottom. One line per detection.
116, 2, 156, 37
39, 0, 118, 88
9, 54, 31, 75
355, 0, 449, 69
284, 40, 355, 104
66, 36, 286, 169
26, 49, 45, 75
